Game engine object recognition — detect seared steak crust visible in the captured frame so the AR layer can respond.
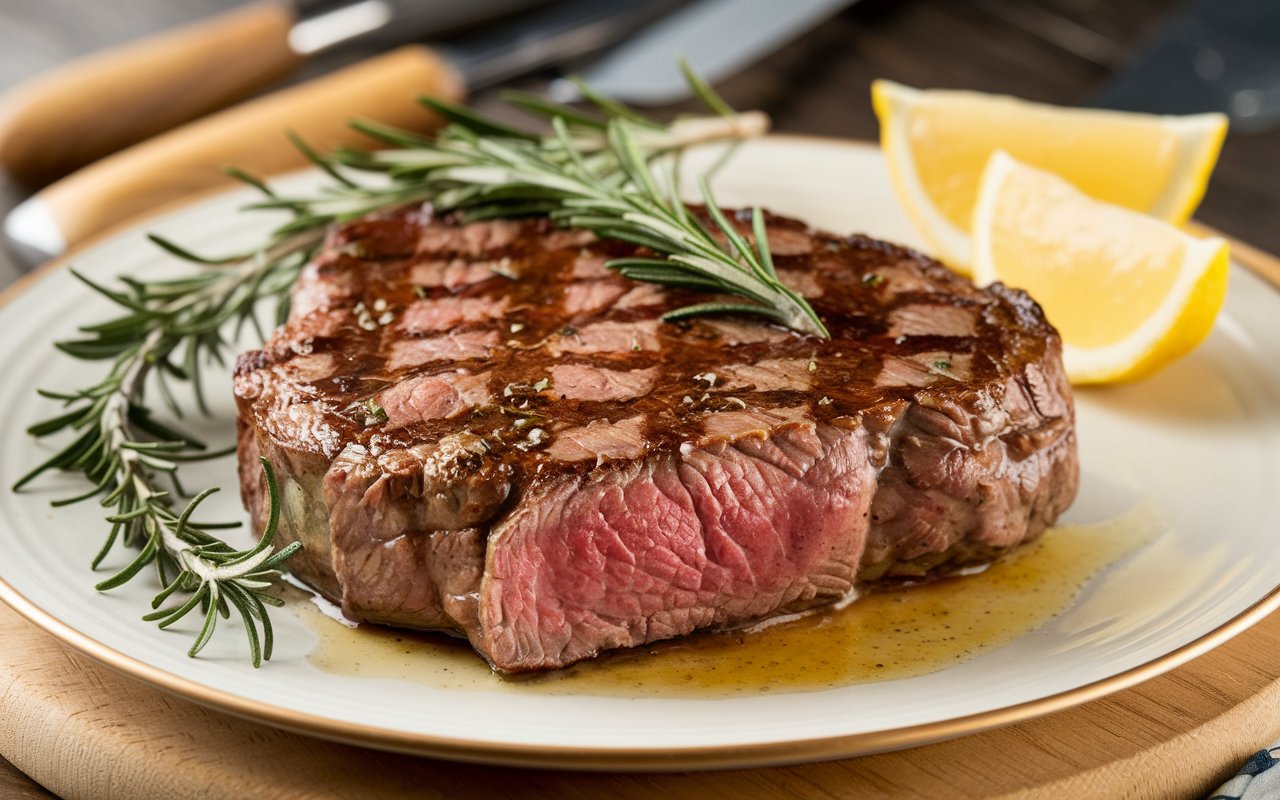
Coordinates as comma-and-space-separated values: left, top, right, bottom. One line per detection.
234, 205, 1077, 671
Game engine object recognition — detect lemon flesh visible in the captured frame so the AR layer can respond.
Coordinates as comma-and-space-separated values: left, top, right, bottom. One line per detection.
971, 152, 1229, 384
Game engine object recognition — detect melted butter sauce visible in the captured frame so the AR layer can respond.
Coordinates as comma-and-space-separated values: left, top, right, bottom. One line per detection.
296, 506, 1161, 697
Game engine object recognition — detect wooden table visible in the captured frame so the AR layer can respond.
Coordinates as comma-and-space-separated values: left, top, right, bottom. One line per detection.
2, 0, 1279, 796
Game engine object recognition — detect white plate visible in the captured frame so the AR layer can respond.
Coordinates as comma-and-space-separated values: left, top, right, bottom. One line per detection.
2, 137, 1279, 770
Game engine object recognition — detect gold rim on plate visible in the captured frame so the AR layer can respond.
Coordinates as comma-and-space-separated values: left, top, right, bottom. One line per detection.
2, 137, 1279, 771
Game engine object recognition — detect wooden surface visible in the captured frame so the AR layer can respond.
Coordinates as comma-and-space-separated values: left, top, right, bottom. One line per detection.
3, 600, 1280, 799
0, 755, 55, 800
2, 0, 1280, 797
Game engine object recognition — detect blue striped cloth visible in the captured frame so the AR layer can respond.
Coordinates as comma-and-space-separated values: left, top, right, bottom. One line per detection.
1209, 742, 1280, 799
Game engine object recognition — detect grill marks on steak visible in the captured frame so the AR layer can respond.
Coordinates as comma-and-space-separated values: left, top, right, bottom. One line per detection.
234, 205, 1078, 672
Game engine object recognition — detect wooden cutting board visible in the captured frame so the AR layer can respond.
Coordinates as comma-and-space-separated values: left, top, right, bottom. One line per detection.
2, 600, 1279, 800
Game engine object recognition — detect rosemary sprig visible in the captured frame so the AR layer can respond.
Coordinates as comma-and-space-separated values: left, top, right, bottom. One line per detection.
15, 250, 307, 665
346, 114, 825, 335
310, 70, 826, 335
16, 68, 816, 664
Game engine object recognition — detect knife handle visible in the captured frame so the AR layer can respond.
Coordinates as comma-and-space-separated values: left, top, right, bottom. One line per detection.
13, 46, 464, 258
0, 0, 303, 187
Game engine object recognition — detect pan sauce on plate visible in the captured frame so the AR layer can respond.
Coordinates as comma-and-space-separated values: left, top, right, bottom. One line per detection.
298, 506, 1160, 697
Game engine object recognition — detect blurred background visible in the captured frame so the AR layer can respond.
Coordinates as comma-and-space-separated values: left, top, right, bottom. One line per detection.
0, 0, 1276, 278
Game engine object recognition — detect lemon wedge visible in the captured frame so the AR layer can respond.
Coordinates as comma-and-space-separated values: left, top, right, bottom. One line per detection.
872, 80, 1228, 271
971, 152, 1229, 384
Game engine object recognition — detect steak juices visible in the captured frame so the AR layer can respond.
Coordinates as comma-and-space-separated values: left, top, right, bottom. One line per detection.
234, 206, 1077, 672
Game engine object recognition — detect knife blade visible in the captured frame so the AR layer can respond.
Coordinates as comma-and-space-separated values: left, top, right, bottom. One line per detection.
441, 0, 688, 91
549, 0, 856, 106
3, 0, 683, 265
0, 0, 552, 188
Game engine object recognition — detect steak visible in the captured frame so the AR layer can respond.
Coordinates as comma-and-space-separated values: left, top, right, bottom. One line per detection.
234, 204, 1078, 672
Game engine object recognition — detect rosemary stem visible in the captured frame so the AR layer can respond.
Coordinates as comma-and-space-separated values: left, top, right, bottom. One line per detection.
99, 263, 278, 582
106, 328, 164, 500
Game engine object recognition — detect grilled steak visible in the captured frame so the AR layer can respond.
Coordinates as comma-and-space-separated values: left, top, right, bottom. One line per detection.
234, 205, 1078, 672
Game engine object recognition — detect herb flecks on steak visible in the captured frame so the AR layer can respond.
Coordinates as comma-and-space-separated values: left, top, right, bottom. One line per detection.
233, 205, 1078, 672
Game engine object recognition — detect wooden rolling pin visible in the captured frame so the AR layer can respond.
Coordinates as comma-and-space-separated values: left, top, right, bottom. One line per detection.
4, 46, 464, 264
